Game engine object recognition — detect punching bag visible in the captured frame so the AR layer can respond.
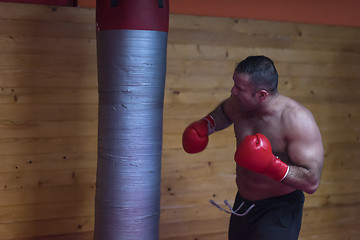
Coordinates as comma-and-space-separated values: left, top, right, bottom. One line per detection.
94, 1, 169, 239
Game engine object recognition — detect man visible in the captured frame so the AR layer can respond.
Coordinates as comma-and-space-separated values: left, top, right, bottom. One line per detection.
182, 56, 324, 240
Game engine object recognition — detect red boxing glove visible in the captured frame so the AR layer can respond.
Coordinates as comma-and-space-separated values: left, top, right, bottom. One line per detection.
182, 115, 215, 154
235, 133, 289, 181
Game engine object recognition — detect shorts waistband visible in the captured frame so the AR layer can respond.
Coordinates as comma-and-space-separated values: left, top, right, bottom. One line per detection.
238, 190, 304, 206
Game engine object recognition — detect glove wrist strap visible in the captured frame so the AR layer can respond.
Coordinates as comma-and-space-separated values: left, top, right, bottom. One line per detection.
202, 115, 216, 135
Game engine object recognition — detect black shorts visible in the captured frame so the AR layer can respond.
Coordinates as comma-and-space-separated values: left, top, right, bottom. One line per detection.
228, 190, 305, 240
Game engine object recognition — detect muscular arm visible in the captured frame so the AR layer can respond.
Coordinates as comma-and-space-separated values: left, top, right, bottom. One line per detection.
282, 107, 324, 194
208, 97, 234, 131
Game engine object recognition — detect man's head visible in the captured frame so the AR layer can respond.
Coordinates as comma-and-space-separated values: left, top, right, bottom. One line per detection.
231, 56, 279, 112
234, 55, 278, 95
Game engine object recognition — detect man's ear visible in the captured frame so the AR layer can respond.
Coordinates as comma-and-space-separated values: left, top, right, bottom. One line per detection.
257, 90, 268, 101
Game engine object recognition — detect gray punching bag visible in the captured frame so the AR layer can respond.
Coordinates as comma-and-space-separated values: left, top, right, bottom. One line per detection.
94, 1, 169, 239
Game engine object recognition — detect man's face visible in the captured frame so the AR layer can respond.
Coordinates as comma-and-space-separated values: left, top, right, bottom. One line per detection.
231, 73, 258, 111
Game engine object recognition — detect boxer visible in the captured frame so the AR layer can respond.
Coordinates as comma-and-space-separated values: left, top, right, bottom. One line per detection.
182, 56, 324, 240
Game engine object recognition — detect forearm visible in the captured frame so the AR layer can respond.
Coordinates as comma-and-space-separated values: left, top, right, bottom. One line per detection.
208, 99, 233, 131
282, 165, 320, 194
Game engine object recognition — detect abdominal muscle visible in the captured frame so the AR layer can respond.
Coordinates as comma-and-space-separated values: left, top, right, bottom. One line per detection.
236, 165, 295, 201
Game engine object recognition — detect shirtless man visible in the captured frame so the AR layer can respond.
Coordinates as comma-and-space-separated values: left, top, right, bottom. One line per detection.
182, 56, 324, 240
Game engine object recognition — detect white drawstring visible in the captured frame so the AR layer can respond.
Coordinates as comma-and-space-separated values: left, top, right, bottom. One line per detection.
210, 199, 255, 217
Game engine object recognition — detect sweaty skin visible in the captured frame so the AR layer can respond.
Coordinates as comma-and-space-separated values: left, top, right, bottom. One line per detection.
211, 73, 324, 201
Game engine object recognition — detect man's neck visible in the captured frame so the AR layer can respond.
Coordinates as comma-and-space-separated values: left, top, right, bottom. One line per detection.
246, 93, 282, 118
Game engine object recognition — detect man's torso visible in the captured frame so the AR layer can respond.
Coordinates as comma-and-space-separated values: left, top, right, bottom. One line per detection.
233, 95, 300, 200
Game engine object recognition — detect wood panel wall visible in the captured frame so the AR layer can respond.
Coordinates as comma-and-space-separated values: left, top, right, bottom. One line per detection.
0, 2, 359, 240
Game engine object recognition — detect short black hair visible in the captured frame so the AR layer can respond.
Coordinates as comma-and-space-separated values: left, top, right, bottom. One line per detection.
235, 56, 278, 94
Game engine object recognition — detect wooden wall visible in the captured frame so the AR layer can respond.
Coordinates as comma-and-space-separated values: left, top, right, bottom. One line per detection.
0, 2, 359, 240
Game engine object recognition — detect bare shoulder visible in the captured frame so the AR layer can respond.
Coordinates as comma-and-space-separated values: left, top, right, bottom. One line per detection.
280, 96, 324, 165
281, 97, 319, 140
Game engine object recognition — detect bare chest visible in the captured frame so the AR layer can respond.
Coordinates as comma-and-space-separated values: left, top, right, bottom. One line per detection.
233, 117, 289, 161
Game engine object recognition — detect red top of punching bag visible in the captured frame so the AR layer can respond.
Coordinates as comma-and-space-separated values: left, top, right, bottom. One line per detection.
96, 0, 169, 32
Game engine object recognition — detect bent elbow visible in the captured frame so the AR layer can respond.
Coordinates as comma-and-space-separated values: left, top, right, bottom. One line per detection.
304, 178, 320, 194
304, 186, 318, 195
